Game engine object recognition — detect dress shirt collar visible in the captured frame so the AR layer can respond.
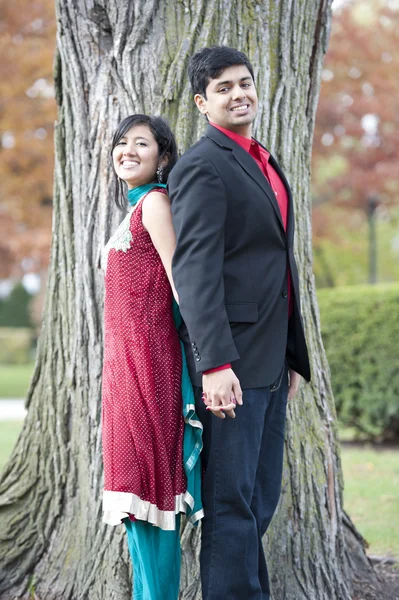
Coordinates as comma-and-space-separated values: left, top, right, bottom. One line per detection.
209, 122, 270, 160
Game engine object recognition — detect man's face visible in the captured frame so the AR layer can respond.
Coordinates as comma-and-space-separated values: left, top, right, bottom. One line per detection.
194, 64, 258, 135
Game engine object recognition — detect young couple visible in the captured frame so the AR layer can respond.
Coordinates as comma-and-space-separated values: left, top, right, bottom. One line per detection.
101, 46, 310, 600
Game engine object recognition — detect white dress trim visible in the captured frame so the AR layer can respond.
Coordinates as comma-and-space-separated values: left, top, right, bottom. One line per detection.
103, 489, 203, 531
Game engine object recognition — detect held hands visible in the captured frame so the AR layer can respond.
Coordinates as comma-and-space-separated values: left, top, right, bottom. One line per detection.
202, 369, 243, 419
202, 368, 300, 417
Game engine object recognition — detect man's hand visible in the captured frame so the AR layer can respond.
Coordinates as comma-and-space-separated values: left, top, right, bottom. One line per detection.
288, 369, 301, 401
202, 369, 243, 419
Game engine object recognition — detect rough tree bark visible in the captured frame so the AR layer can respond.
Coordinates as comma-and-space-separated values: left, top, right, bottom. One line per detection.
0, 1, 378, 599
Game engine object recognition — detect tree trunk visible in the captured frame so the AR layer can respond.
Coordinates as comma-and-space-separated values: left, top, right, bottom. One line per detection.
0, 1, 378, 598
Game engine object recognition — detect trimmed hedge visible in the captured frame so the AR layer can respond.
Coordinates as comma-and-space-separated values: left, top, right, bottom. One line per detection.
318, 283, 399, 440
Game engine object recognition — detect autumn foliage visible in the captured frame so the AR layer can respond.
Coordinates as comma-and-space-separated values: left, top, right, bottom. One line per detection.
0, 0, 56, 278
313, 0, 399, 210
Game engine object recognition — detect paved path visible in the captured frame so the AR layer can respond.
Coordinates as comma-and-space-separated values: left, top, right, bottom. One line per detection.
0, 399, 27, 421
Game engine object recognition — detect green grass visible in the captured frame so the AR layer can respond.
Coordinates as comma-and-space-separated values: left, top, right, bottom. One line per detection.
0, 419, 397, 560
341, 446, 399, 558
0, 363, 34, 398
0, 420, 24, 472
338, 426, 371, 442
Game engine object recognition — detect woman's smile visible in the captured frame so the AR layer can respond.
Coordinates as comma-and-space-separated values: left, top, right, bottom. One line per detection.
120, 158, 140, 169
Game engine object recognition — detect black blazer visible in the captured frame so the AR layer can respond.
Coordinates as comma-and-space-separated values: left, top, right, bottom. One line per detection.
168, 125, 310, 389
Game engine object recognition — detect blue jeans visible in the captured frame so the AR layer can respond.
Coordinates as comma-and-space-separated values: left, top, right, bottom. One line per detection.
194, 364, 288, 600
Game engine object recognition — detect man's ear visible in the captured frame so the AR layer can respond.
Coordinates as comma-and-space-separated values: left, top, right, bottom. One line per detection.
194, 94, 208, 115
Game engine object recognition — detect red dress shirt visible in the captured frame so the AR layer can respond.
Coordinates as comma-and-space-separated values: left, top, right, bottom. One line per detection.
203, 123, 293, 374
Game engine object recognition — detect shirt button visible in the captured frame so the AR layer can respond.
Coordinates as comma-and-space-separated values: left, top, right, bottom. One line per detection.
282, 290, 288, 299
195, 357, 201, 362
275, 191, 278, 196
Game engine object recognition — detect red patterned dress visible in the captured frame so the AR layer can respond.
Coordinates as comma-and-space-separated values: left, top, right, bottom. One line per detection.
101, 190, 186, 530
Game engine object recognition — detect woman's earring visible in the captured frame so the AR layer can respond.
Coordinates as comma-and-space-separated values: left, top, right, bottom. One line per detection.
156, 165, 164, 183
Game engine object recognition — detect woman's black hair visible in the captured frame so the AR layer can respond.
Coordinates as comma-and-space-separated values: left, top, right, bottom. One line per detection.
188, 46, 255, 98
111, 114, 178, 210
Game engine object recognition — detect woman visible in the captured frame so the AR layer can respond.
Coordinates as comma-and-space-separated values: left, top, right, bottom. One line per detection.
101, 114, 202, 600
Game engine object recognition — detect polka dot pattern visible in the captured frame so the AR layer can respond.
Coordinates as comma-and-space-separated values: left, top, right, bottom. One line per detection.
101, 191, 186, 528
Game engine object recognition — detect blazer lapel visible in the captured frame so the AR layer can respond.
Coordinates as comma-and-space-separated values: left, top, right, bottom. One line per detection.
205, 125, 285, 232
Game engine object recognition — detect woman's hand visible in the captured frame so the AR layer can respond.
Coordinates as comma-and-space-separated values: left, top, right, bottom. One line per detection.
202, 369, 243, 419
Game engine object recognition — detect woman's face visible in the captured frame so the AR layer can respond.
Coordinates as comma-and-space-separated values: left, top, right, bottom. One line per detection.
112, 124, 160, 189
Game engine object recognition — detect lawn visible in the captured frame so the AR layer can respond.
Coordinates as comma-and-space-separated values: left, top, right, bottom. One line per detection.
0, 420, 398, 559
341, 445, 399, 559
0, 363, 34, 398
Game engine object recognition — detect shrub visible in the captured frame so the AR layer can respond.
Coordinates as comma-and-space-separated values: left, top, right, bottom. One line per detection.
318, 283, 399, 441
0, 283, 32, 328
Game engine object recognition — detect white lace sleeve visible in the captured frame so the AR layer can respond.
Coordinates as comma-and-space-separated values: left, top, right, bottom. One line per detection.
101, 209, 134, 272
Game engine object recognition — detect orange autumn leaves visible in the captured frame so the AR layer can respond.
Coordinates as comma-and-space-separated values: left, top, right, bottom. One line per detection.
0, 0, 56, 277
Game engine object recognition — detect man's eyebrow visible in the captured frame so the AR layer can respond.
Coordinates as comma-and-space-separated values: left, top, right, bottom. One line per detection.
214, 76, 252, 86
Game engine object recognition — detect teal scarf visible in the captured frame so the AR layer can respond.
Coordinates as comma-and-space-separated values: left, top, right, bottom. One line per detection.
127, 183, 167, 207
173, 300, 203, 524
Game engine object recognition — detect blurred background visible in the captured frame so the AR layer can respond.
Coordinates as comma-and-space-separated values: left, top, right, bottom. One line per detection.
0, 0, 398, 560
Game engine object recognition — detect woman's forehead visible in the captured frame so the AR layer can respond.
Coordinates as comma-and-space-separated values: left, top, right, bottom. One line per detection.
123, 124, 154, 140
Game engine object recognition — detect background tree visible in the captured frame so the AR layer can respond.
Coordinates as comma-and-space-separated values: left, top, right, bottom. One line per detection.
0, 1, 379, 599
312, 0, 399, 287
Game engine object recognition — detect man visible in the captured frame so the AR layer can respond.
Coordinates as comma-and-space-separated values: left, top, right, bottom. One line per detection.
168, 46, 311, 600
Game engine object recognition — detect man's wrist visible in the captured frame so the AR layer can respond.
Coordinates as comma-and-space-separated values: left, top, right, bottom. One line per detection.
203, 363, 232, 375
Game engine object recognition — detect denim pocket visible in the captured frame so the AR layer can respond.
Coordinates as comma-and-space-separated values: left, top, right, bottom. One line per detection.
270, 364, 287, 393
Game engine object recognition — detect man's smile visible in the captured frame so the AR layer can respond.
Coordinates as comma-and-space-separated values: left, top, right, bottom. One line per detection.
230, 104, 250, 112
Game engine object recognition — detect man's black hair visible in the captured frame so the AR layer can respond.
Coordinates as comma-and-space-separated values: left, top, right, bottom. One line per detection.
188, 46, 255, 98
111, 114, 178, 211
